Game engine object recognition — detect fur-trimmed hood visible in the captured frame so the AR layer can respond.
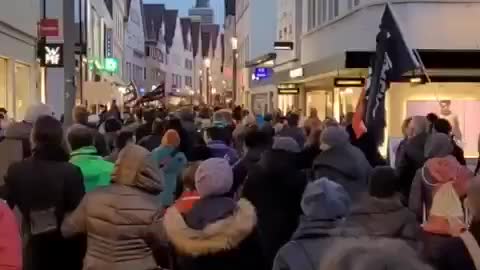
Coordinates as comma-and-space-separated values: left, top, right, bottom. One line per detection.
163, 199, 257, 257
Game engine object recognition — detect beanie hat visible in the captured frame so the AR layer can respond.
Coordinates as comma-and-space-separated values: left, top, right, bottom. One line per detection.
273, 136, 301, 153
301, 178, 351, 220
424, 133, 453, 159
320, 126, 349, 150
368, 166, 398, 198
161, 129, 181, 148
195, 158, 233, 197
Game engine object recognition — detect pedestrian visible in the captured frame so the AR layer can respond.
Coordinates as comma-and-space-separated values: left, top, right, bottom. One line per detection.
313, 126, 371, 201
102, 117, 123, 153
433, 118, 466, 165
233, 113, 257, 155
68, 125, 115, 192
434, 176, 480, 270
347, 166, 420, 248
62, 144, 164, 270
273, 178, 353, 270
164, 118, 194, 161
206, 126, 239, 165
173, 162, 201, 214
104, 130, 134, 163
394, 117, 413, 169
396, 116, 429, 200
320, 238, 433, 270
303, 107, 322, 137
162, 158, 266, 270
277, 113, 306, 147
243, 136, 307, 269
135, 108, 156, 142
298, 126, 322, 170
138, 119, 165, 151
107, 99, 121, 121
426, 112, 439, 134
4, 115, 85, 270
0, 200, 22, 270
70, 105, 109, 156
152, 129, 187, 207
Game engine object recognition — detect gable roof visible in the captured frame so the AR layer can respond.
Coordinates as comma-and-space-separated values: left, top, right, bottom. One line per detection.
143, 4, 165, 42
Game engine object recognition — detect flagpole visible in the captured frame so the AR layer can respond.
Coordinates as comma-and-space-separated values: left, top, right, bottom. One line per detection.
413, 49, 432, 84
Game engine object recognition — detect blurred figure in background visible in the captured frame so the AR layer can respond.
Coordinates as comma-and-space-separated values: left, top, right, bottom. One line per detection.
138, 119, 165, 151
70, 106, 108, 157
303, 107, 322, 138
104, 130, 134, 163
278, 113, 305, 147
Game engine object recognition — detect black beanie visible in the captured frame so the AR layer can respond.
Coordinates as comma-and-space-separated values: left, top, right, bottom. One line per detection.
368, 166, 398, 198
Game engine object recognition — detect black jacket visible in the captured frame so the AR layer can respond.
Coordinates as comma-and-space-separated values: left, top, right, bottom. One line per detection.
243, 150, 307, 269
138, 134, 162, 152
435, 223, 480, 270
163, 198, 266, 270
395, 133, 428, 200
4, 145, 86, 270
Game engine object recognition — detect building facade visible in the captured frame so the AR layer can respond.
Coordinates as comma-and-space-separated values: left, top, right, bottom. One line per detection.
300, 0, 480, 156
125, 0, 146, 93
0, 0, 41, 120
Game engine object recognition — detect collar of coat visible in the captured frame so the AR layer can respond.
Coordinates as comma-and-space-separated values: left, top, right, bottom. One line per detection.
163, 198, 256, 257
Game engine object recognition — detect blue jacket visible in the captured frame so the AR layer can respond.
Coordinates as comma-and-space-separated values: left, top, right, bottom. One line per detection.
152, 146, 187, 206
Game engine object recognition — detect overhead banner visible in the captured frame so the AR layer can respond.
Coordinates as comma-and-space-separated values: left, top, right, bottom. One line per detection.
211, 24, 220, 57
190, 21, 201, 57
201, 25, 211, 58
143, 4, 165, 41
180, 18, 192, 51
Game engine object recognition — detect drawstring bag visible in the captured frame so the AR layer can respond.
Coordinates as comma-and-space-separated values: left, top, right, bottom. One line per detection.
460, 231, 480, 270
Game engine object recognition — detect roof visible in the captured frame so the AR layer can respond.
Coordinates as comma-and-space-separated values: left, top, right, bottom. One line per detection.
143, 4, 165, 42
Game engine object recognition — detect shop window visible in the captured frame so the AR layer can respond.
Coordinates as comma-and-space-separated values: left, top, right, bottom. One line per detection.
0, 58, 7, 110
14, 63, 30, 120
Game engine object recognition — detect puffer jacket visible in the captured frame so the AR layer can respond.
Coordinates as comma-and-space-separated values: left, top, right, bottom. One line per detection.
62, 144, 164, 270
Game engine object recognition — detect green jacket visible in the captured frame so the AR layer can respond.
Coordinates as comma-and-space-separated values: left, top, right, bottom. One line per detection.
70, 146, 114, 192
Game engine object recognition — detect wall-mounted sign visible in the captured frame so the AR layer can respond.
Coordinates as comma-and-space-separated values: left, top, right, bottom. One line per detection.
105, 28, 113, 58
39, 18, 59, 37
334, 77, 365, 87
253, 67, 272, 80
277, 83, 300, 95
274, 41, 294, 51
40, 43, 64, 67
289, 68, 304, 79
88, 57, 119, 74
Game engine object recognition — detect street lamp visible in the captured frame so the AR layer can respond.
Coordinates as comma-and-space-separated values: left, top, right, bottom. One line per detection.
231, 37, 238, 106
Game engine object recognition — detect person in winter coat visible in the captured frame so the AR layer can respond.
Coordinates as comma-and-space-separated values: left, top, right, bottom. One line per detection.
394, 117, 413, 169
164, 118, 195, 161
134, 109, 156, 143
138, 119, 165, 151
4, 115, 85, 270
273, 178, 354, 270
162, 158, 266, 270
70, 105, 108, 156
152, 129, 187, 207
0, 200, 22, 270
396, 116, 429, 200
303, 107, 322, 137
62, 144, 164, 270
104, 130, 134, 163
313, 126, 371, 201
233, 113, 257, 155
435, 176, 480, 270
243, 137, 307, 269
277, 113, 305, 147
320, 238, 433, 270
408, 133, 473, 262
260, 113, 275, 137
68, 125, 115, 192
173, 162, 201, 214
298, 126, 322, 170
206, 126, 239, 165
346, 166, 420, 248
433, 118, 466, 165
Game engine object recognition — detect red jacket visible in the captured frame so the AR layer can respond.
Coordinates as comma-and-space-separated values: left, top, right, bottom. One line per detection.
0, 201, 21, 270
174, 191, 200, 214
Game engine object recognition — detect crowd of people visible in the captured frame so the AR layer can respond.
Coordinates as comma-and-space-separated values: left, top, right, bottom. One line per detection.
0, 102, 478, 270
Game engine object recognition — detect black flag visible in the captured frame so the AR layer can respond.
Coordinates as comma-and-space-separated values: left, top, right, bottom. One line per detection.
365, 3, 418, 145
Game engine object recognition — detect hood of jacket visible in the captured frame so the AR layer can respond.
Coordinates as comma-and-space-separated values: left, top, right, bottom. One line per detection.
163, 198, 257, 257
424, 155, 472, 187
313, 144, 371, 180
292, 217, 353, 240
348, 196, 413, 238
404, 132, 428, 165
259, 149, 298, 177
112, 144, 163, 194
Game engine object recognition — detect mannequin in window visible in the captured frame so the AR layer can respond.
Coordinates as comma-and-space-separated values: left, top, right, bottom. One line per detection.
439, 100, 462, 143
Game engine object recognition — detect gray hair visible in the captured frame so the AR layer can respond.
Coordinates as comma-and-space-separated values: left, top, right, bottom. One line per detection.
320, 238, 432, 270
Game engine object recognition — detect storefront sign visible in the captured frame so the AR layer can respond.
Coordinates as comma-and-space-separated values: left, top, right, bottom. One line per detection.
277, 84, 300, 95
334, 77, 365, 87
39, 19, 59, 37
289, 68, 304, 79
254, 68, 271, 80
105, 28, 113, 58
40, 43, 64, 67
104, 58, 119, 73
274, 41, 294, 51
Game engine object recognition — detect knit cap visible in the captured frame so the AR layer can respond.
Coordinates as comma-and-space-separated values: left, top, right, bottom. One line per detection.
195, 158, 233, 197
273, 136, 301, 153
161, 129, 181, 148
320, 126, 349, 150
301, 178, 351, 220
368, 166, 398, 198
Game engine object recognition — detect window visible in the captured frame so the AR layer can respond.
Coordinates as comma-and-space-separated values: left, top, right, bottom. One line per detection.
145, 46, 150, 57
288, 24, 292, 35
279, 30, 282, 40
321, 0, 327, 23
144, 68, 147, 80
329, 0, 339, 20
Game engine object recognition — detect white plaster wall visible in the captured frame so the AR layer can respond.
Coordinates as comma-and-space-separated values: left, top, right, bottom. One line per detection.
301, 1, 480, 66
125, 0, 146, 87
0, 0, 40, 37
